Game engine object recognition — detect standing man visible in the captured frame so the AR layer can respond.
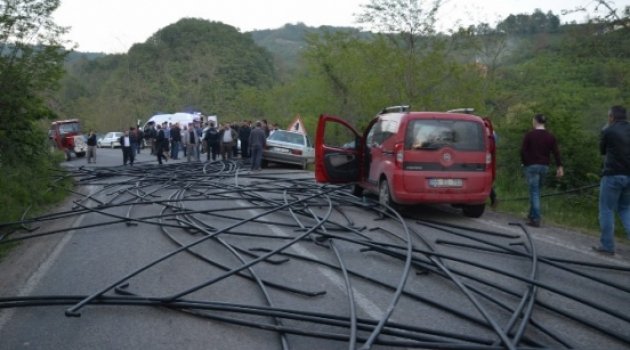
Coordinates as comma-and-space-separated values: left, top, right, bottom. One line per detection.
239, 121, 252, 159
249, 121, 266, 171
593, 105, 630, 255
156, 124, 167, 165
520, 113, 564, 227
119, 129, 134, 166
86, 129, 97, 164
194, 122, 203, 161
129, 126, 139, 159
220, 123, 237, 160
204, 122, 220, 161
184, 122, 200, 162
147, 122, 157, 155
170, 122, 181, 160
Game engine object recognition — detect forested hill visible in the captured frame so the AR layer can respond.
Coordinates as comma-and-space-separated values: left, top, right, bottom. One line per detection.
57, 18, 276, 130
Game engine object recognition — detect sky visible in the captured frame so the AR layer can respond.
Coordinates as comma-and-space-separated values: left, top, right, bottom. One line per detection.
52, 0, 630, 54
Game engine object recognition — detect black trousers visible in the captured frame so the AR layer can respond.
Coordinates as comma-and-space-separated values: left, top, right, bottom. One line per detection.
122, 146, 134, 165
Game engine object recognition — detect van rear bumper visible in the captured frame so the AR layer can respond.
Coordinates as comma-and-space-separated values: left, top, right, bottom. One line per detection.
391, 170, 492, 205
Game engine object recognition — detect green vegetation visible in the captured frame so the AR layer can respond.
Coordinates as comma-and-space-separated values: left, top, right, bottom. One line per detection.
2, 0, 630, 246
0, 0, 75, 258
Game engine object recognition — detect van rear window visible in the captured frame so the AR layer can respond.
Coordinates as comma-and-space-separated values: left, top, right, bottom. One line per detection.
405, 120, 484, 151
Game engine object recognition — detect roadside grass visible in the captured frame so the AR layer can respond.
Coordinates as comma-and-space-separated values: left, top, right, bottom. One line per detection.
0, 151, 73, 261
494, 176, 629, 243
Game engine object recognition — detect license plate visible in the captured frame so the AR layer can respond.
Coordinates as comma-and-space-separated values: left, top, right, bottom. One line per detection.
429, 178, 463, 188
272, 147, 290, 153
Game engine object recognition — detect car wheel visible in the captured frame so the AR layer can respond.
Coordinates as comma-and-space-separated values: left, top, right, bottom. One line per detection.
462, 204, 485, 218
379, 179, 393, 208
301, 159, 308, 170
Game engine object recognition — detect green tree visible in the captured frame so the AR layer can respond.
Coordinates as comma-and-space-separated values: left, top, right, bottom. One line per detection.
356, 0, 442, 53
0, 0, 72, 227
0, 0, 69, 164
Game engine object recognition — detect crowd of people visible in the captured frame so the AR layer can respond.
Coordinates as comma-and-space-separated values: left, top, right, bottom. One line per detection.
142, 118, 276, 170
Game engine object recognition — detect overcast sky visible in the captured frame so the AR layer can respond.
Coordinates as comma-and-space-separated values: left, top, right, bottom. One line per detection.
52, 0, 630, 53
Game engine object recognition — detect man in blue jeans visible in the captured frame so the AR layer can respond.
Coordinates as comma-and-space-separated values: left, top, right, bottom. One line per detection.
520, 114, 564, 227
593, 105, 630, 255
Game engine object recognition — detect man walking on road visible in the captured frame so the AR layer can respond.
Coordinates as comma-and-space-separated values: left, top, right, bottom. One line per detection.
156, 124, 167, 165
520, 113, 564, 227
593, 105, 630, 255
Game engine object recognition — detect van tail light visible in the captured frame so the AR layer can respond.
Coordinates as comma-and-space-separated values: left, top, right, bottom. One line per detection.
486, 152, 492, 166
394, 143, 404, 168
290, 149, 302, 155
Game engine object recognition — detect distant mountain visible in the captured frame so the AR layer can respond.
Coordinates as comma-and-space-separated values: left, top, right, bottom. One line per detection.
248, 23, 370, 76
64, 23, 365, 77
65, 51, 106, 64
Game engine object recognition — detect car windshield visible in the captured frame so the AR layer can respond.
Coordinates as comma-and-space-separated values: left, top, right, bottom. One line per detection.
405, 119, 484, 151
269, 131, 305, 146
59, 122, 80, 134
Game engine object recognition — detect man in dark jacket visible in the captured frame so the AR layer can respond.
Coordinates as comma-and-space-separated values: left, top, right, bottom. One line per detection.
593, 105, 630, 255
520, 114, 564, 227
239, 121, 251, 159
249, 121, 266, 171
86, 130, 97, 163
156, 124, 167, 165
170, 123, 181, 160
204, 122, 220, 161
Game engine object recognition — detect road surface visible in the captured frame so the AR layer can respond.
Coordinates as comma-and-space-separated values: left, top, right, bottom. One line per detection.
0, 148, 628, 349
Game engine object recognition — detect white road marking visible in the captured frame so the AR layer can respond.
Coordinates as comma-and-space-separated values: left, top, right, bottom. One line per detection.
0, 197, 88, 332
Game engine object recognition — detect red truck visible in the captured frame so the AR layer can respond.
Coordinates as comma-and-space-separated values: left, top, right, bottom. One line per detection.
48, 119, 87, 161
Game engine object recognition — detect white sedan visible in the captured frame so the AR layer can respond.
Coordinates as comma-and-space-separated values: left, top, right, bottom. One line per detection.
263, 130, 314, 170
97, 132, 123, 148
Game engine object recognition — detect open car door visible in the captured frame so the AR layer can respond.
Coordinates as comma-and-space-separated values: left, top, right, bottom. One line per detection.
315, 115, 363, 183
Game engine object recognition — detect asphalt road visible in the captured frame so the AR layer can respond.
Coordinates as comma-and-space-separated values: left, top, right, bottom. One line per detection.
0, 148, 628, 349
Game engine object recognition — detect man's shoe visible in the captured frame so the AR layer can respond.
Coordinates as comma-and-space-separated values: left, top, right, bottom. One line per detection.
591, 246, 615, 255
526, 219, 540, 228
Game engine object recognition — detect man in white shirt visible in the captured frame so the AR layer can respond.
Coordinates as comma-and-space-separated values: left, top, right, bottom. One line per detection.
184, 122, 200, 162
220, 124, 237, 160
119, 129, 134, 166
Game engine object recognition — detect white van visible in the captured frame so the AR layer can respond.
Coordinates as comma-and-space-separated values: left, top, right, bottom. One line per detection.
142, 112, 216, 148
142, 112, 218, 134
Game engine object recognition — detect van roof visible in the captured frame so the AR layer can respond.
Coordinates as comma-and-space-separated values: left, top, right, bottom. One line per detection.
379, 110, 483, 123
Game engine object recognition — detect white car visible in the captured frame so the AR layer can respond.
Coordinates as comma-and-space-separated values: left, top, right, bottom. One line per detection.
97, 132, 123, 148
263, 130, 314, 170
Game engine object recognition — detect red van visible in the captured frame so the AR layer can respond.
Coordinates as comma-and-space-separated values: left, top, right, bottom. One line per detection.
315, 106, 496, 217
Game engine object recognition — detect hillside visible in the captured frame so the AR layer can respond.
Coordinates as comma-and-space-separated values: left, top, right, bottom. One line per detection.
249, 23, 370, 77
56, 18, 277, 131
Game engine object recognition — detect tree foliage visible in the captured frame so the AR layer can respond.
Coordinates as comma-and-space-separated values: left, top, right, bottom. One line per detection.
56, 19, 277, 131
497, 9, 560, 34
0, 0, 68, 165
